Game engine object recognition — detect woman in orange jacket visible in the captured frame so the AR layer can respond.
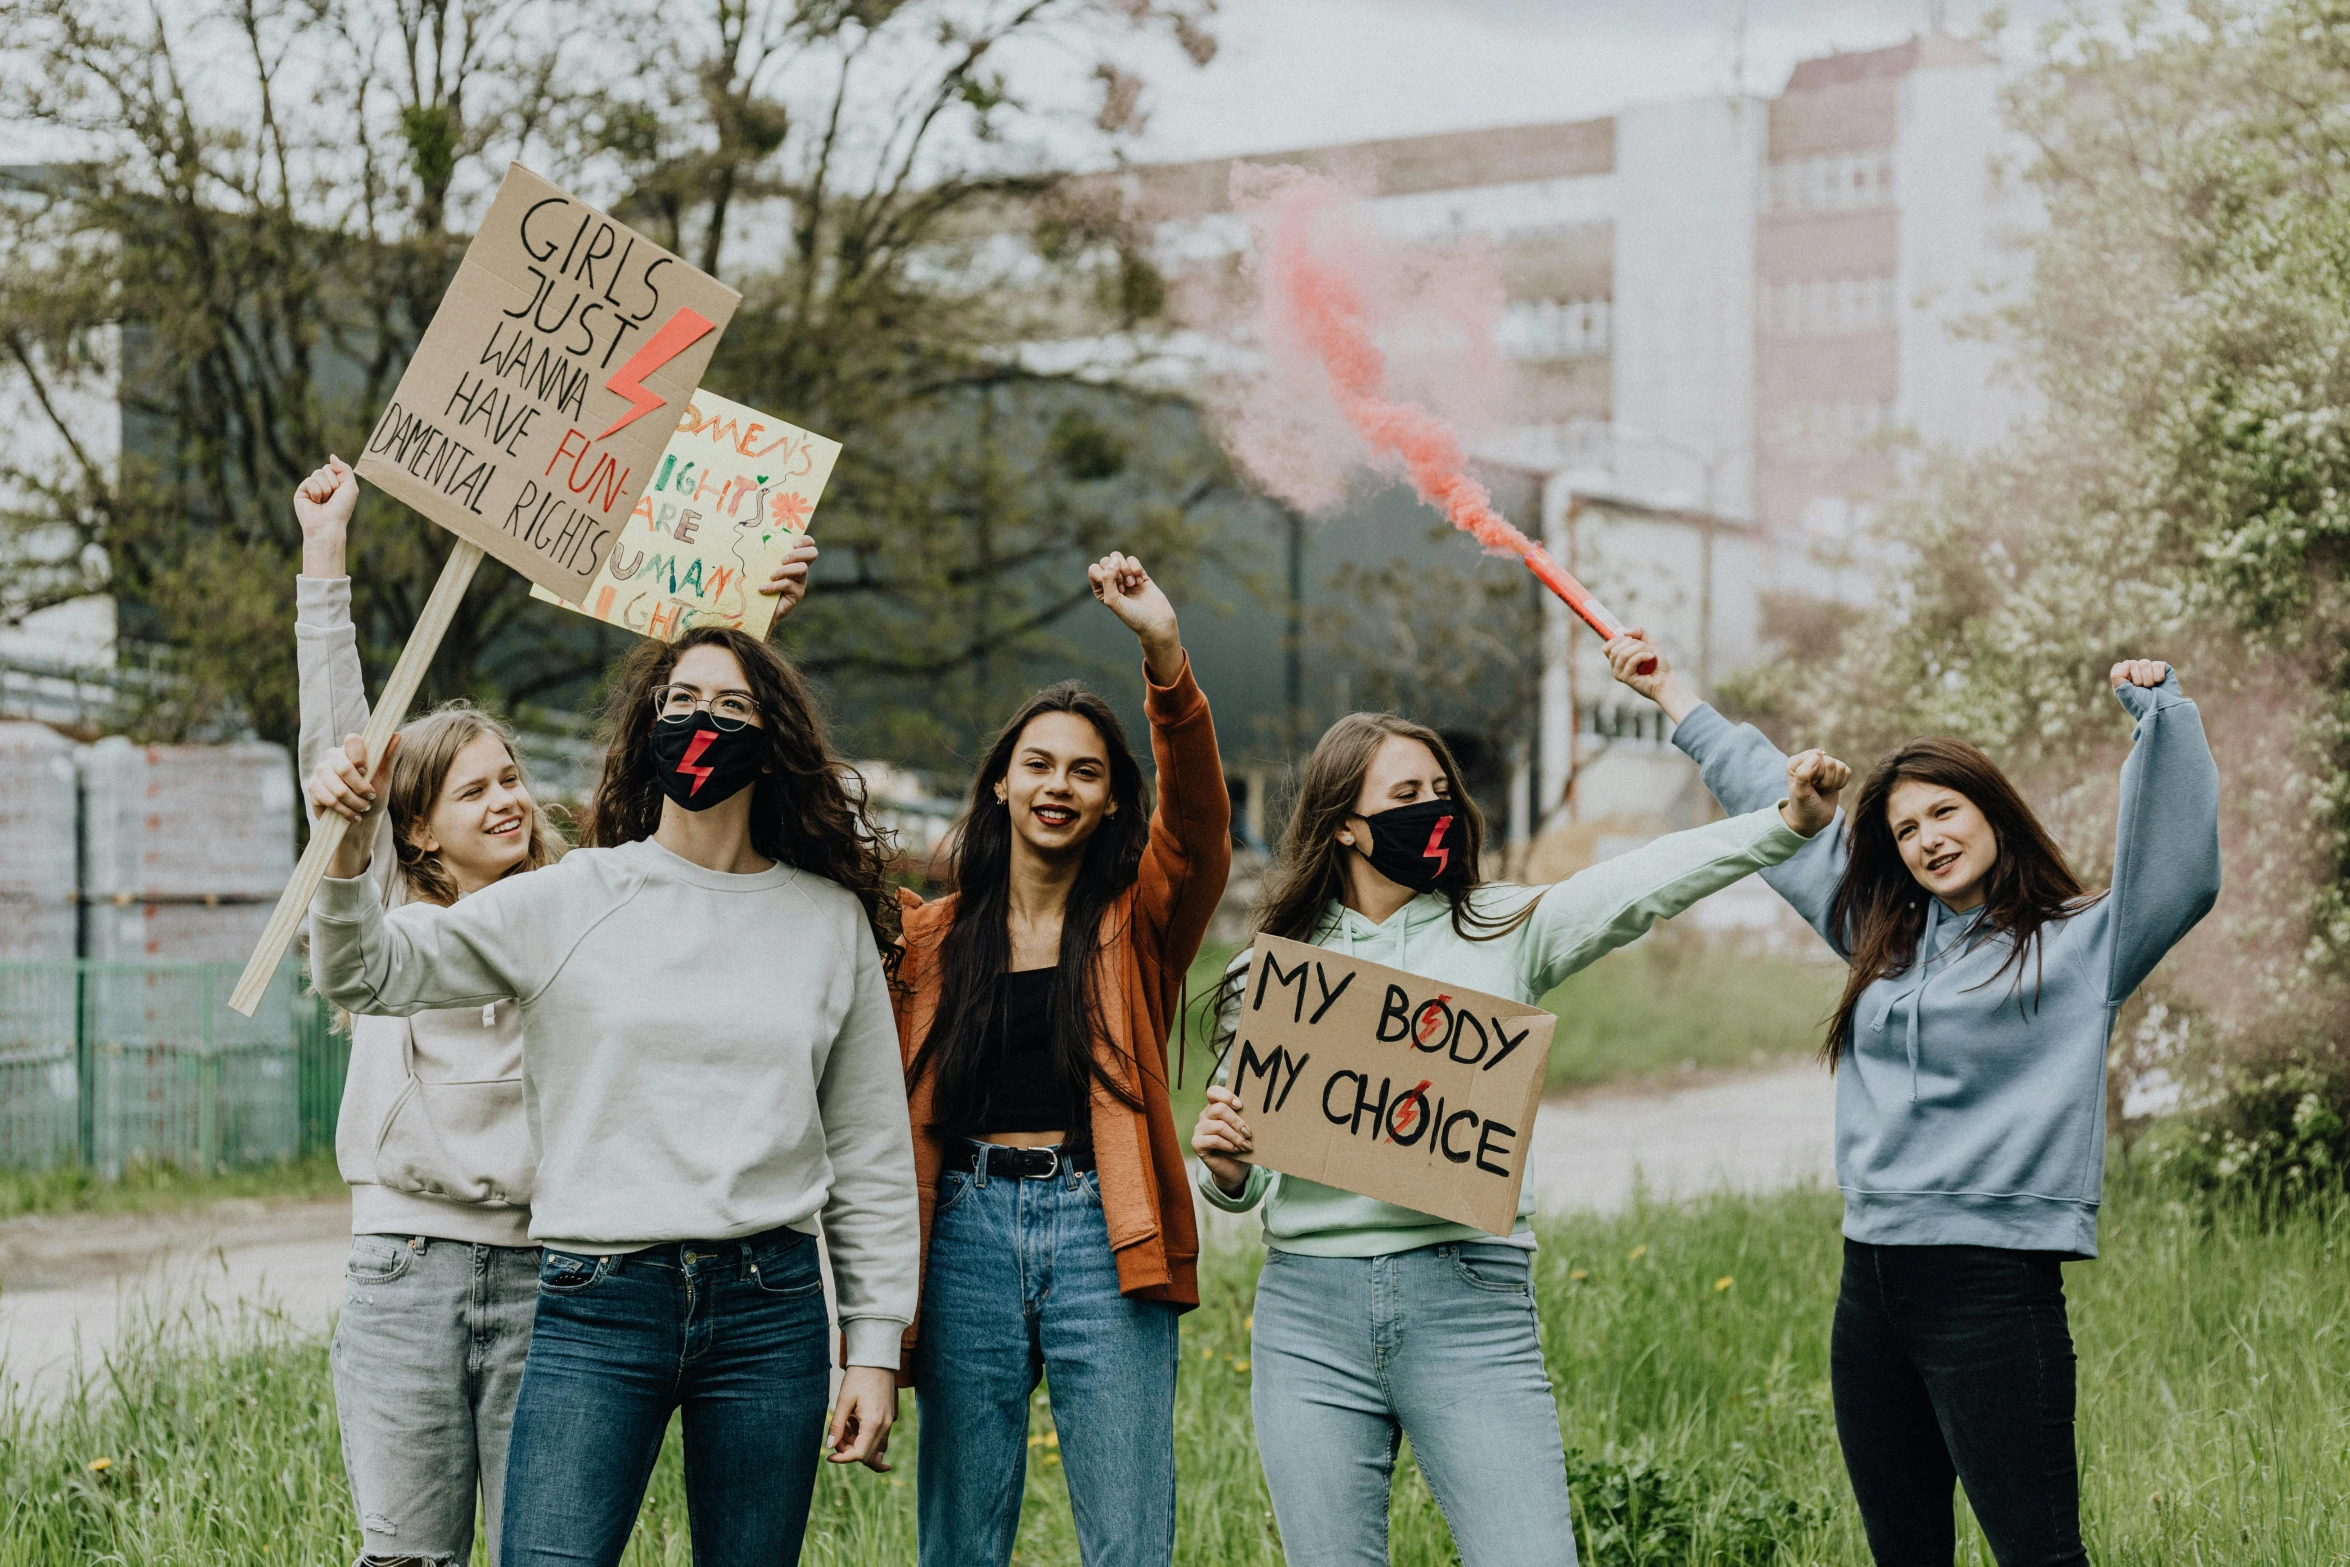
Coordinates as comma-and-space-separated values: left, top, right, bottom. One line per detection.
894, 551, 1230, 1567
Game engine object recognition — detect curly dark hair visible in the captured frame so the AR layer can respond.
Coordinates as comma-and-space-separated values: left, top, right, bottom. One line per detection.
584, 625, 900, 974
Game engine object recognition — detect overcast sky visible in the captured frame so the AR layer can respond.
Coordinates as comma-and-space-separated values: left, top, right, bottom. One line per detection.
1112, 0, 2089, 164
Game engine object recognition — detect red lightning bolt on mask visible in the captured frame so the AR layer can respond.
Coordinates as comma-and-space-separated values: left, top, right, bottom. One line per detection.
596, 307, 719, 440
1422, 814, 1454, 878
674, 727, 719, 796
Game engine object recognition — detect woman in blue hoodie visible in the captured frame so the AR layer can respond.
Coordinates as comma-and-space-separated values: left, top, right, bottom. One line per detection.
1605, 636, 2219, 1567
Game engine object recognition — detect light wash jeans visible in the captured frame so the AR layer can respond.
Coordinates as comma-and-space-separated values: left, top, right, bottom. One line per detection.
1249, 1242, 1582, 1567
914, 1156, 1181, 1567
498, 1227, 833, 1567
330, 1234, 539, 1567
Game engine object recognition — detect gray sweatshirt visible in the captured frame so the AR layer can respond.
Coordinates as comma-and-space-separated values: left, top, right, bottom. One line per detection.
1674, 673, 2220, 1257
310, 838, 920, 1367
297, 576, 535, 1247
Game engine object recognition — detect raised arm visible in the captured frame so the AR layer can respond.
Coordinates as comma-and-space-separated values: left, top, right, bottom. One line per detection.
1608, 630, 1853, 951
310, 863, 553, 1017
1088, 553, 1232, 1000
2102, 662, 2221, 1001
293, 457, 395, 889
1515, 801, 1822, 997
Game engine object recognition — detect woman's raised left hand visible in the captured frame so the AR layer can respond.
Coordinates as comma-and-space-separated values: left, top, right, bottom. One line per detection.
2109, 659, 2171, 690
1089, 551, 1181, 678
758, 538, 820, 620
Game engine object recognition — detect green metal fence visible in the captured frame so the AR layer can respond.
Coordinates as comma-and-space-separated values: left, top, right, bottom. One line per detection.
0, 959, 345, 1175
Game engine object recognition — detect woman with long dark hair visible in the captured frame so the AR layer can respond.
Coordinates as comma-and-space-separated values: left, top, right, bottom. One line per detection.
307, 621, 915, 1567
1191, 711, 1845, 1566
895, 552, 1229, 1567
1606, 634, 2220, 1567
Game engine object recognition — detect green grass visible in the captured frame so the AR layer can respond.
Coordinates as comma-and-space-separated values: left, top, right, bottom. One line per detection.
8, 1173, 2349, 1564
0, 1153, 346, 1224
1538, 931, 1842, 1093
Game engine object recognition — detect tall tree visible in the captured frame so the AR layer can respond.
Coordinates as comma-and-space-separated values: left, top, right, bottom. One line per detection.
0, 0, 1233, 763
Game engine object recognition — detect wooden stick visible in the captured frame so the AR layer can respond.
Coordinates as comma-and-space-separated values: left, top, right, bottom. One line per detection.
229, 539, 488, 1018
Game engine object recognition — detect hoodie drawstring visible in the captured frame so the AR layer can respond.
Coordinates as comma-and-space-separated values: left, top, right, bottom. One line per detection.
1875, 901, 1987, 1105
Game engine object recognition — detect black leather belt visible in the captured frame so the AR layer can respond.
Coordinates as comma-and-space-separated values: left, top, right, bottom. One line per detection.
947, 1140, 1095, 1178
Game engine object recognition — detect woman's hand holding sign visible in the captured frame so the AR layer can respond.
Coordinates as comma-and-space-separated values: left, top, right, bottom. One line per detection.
1194, 1085, 1255, 1197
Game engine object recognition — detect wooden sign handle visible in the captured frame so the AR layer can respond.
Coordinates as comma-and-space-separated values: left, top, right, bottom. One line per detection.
228, 539, 489, 1018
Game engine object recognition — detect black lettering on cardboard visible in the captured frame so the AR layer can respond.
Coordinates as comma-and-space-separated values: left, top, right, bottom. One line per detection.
1273, 1051, 1310, 1112
1323, 1070, 1364, 1126
1308, 963, 1355, 1025
1255, 950, 1312, 1023
1485, 1018, 1532, 1072
1440, 1108, 1480, 1164
1411, 998, 1453, 1054
1377, 984, 1412, 1042
1447, 1010, 1490, 1066
1475, 1118, 1518, 1178
1385, 1086, 1432, 1147
1233, 1039, 1283, 1114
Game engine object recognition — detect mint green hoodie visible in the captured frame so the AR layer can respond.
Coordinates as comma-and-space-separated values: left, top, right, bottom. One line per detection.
1198, 806, 1811, 1255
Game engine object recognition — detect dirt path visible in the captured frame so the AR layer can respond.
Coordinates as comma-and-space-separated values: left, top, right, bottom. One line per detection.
0, 1063, 1838, 1411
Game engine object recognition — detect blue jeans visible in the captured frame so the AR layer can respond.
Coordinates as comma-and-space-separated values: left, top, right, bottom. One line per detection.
331, 1236, 537, 1566
498, 1226, 832, 1567
913, 1157, 1180, 1567
1249, 1243, 1581, 1567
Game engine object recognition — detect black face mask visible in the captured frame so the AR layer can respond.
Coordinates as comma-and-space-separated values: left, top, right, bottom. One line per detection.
1352, 798, 1467, 895
648, 719, 765, 811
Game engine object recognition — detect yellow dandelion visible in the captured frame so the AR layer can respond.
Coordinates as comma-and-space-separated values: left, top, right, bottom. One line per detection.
1244, 1314, 1253, 1332
87, 1457, 112, 1473
1627, 1244, 1647, 1262
1201, 1345, 1214, 1360
1714, 1275, 1734, 1292
1235, 1359, 1251, 1372
1027, 1434, 1043, 1448
1046, 1452, 1061, 1465
1569, 1269, 1589, 1282
1045, 1430, 1059, 1448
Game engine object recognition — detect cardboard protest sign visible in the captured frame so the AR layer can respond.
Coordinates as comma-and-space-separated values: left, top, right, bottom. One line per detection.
1226, 934, 1556, 1235
529, 391, 841, 641
356, 163, 742, 600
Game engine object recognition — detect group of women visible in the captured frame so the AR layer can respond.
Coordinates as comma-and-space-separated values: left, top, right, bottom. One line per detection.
293, 445, 2217, 1567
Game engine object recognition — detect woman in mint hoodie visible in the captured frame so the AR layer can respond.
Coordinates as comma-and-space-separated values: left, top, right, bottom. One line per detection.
1192, 711, 1847, 1567
1605, 635, 2218, 1567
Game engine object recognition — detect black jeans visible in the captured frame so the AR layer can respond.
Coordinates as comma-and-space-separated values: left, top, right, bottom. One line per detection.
1831, 1239, 2088, 1567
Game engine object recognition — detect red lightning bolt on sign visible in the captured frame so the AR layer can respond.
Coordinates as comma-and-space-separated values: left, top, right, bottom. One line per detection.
1385, 1080, 1435, 1143
1415, 995, 1454, 1046
595, 307, 719, 440
675, 728, 719, 796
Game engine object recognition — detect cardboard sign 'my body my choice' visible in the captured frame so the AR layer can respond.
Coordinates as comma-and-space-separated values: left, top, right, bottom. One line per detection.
357, 164, 742, 599
530, 391, 841, 641
1229, 934, 1556, 1236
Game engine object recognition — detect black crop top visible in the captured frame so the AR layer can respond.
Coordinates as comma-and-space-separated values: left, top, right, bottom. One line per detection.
973, 967, 1085, 1137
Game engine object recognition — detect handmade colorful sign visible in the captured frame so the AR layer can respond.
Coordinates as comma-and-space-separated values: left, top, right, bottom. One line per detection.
530, 392, 840, 641
355, 163, 742, 600
1225, 934, 1556, 1235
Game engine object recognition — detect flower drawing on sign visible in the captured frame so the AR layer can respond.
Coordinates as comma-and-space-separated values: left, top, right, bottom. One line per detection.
769, 490, 814, 532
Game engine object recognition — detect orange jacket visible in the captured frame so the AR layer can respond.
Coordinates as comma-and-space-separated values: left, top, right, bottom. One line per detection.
893, 655, 1230, 1370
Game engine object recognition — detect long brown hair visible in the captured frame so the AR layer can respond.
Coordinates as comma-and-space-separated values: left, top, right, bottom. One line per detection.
909, 682, 1150, 1138
385, 702, 565, 907
1823, 736, 2093, 1068
1252, 713, 1535, 947
584, 626, 901, 971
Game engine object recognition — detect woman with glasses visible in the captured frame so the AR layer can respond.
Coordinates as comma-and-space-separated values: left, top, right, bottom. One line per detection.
894, 552, 1230, 1567
307, 617, 916, 1567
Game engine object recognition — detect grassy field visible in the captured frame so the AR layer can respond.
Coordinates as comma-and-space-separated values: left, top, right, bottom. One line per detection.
0, 1153, 345, 1225
7, 1172, 2347, 1565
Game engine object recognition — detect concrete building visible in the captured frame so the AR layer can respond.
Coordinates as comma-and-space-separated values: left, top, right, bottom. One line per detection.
1093, 32, 2030, 840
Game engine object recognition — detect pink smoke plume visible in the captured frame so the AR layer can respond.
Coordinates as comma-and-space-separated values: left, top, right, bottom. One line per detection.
1212, 166, 1639, 652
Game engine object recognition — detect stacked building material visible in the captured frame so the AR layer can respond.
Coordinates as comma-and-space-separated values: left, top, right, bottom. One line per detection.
0, 723, 80, 1167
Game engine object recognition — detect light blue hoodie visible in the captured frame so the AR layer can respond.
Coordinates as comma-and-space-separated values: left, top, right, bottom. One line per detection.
1672, 674, 2220, 1257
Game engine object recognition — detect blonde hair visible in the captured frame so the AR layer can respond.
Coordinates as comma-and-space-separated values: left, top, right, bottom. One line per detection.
385, 701, 565, 905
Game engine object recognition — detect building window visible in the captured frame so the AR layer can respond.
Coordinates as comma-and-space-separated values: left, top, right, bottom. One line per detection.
1767, 150, 1895, 213
1498, 297, 1611, 362
1769, 400, 1895, 455
1761, 275, 1897, 335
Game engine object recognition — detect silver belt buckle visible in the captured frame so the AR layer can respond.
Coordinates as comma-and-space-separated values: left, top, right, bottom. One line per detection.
1036, 1145, 1061, 1179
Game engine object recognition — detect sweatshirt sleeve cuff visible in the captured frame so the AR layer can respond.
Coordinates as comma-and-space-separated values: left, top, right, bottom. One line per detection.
1669, 702, 1728, 760
1751, 810, 1815, 863
296, 575, 352, 628
314, 872, 378, 923
842, 1316, 910, 1370
1142, 649, 1207, 726
1196, 1161, 1268, 1213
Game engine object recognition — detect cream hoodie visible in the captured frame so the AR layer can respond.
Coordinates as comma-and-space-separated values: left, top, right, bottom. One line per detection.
297, 576, 535, 1247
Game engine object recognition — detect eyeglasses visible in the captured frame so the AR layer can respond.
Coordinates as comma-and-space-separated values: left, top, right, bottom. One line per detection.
651, 684, 762, 731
